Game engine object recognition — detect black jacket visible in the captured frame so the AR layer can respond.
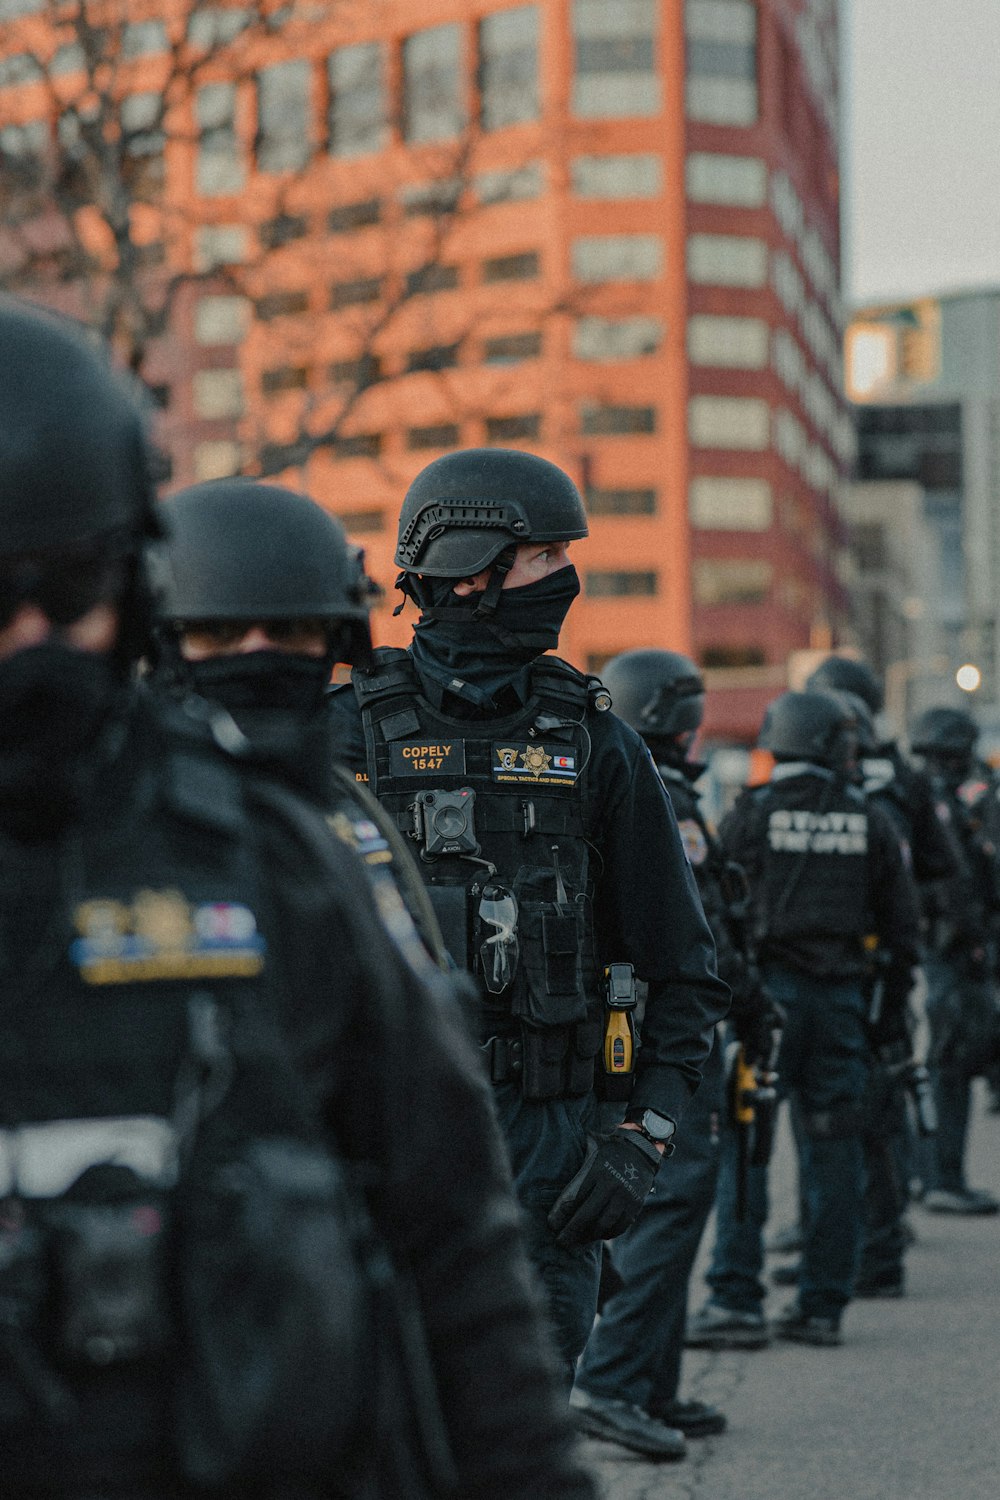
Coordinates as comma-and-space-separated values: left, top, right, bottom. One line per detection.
0, 690, 595, 1500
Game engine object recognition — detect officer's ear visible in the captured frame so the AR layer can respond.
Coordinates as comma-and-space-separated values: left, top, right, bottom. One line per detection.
452, 569, 491, 597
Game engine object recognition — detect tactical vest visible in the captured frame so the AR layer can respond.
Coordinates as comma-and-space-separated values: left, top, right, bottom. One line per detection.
746, 776, 872, 948
353, 648, 606, 1099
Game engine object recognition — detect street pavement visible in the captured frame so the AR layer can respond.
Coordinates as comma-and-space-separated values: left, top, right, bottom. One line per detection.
578, 1081, 1000, 1500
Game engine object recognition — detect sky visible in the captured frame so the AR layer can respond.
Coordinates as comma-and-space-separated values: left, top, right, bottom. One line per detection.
843, 0, 1000, 308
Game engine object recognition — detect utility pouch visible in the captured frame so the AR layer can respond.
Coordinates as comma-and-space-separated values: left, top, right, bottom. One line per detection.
519, 1027, 571, 1101
47, 1189, 171, 1368
566, 1021, 602, 1097
514, 902, 588, 1028
426, 882, 471, 971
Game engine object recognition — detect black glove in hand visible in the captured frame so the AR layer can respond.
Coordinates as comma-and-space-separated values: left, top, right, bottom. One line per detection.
547, 1128, 662, 1250
733, 987, 786, 1066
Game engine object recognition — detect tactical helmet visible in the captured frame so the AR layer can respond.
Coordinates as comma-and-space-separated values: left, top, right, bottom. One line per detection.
805, 655, 884, 715
394, 448, 588, 579
909, 706, 979, 759
758, 690, 855, 768
601, 650, 705, 739
832, 690, 878, 756
155, 479, 376, 666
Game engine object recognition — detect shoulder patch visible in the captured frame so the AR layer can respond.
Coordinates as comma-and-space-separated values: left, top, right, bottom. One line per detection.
677, 818, 709, 866
72, 890, 265, 985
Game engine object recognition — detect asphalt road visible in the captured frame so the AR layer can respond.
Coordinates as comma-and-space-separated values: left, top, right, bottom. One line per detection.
579, 1081, 1000, 1500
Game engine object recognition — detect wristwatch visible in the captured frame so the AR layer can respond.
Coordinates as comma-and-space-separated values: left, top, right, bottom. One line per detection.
627, 1108, 677, 1154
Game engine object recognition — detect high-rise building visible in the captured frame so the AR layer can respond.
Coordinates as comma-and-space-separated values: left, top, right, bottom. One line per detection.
1, 1, 850, 742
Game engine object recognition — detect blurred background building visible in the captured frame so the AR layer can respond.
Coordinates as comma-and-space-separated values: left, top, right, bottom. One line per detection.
1, 0, 851, 743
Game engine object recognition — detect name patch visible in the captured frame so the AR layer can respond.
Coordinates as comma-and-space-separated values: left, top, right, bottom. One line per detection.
71, 889, 265, 985
492, 743, 578, 785
390, 741, 466, 776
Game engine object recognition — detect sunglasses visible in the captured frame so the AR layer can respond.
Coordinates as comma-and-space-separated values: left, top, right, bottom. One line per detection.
478, 883, 520, 995
0, 550, 128, 632
178, 617, 331, 651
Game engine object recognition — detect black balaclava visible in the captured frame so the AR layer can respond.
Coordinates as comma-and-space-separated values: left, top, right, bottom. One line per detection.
409, 563, 580, 711
644, 733, 705, 783
0, 641, 123, 842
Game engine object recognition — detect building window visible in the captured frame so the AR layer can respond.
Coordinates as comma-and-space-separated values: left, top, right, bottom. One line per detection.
196, 82, 242, 195
255, 290, 310, 320
341, 510, 385, 534
403, 24, 464, 143
687, 315, 769, 369
692, 558, 772, 606
405, 264, 460, 297
686, 152, 766, 206
400, 179, 462, 217
122, 20, 167, 57
479, 5, 539, 130
330, 275, 384, 307
687, 234, 767, 288
329, 355, 382, 388
0, 120, 47, 188
194, 225, 248, 270
262, 366, 310, 395
689, 396, 770, 450
586, 570, 658, 597
193, 369, 244, 421
258, 212, 308, 248
574, 316, 662, 361
586, 488, 657, 516
329, 42, 386, 157
476, 162, 544, 202
334, 433, 383, 459
407, 343, 461, 373
328, 198, 382, 232
187, 7, 252, 49
260, 437, 314, 475
689, 476, 773, 531
193, 440, 241, 481
571, 153, 661, 199
572, 235, 662, 283
257, 60, 311, 172
407, 423, 461, 450
121, 92, 165, 196
581, 404, 656, 436
194, 296, 250, 346
483, 332, 542, 364
685, 0, 758, 126
485, 414, 541, 441
0, 52, 43, 86
572, 0, 659, 119
701, 644, 766, 669
482, 251, 539, 283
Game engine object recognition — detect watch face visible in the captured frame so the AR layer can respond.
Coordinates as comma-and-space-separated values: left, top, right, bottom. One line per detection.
641, 1110, 676, 1142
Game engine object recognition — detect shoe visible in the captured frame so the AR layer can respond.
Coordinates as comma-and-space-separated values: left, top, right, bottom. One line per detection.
770, 1260, 800, 1287
853, 1276, 905, 1299
767, 1221, 804, 1255
569, 1387, 686, 1460
923, 1187, 1000, 1215
773, 1302, 842, 1347
648, 1398, 727, 1438
684, 1301, 771, 1350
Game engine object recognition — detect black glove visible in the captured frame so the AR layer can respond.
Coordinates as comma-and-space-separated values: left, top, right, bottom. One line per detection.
732, 983, 786, 1066
547, 1128, 662, 1250
868, 965, 915, 1048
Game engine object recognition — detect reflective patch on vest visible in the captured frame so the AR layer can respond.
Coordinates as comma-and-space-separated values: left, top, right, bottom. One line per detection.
861, 757, 895, 795
71, 890, 265, 984
492, 743, 578, 785
328, 811, 393, 867
767, 808, 868, 854
678, 818, 709, 866
389, 740, 466, 777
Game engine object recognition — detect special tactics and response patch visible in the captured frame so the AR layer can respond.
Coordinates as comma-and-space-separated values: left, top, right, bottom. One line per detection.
677, 818, 709, 866
71, 889, 265, 985
492, 743, 578, 785
389, 740, 466, 777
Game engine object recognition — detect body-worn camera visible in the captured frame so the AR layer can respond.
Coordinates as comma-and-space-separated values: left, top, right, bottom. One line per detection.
412, 788, 480, 858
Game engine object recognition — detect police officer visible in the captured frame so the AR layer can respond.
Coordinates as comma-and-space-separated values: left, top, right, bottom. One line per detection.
687, 691, 920, 1347
151, 477, 448, 965
909, 705, 1000, 1215
328, 449, 730, 1380
0, 298, 598, 1499
571, 651, 779, 1457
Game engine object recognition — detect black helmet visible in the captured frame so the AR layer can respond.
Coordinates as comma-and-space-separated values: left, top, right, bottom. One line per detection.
601, 650, 705, 739
758, 690, 855, 768
155, 479, 376, 666
909, 706, 978, 760
0, 296, 156, 559
805, 656, 883, 715
831, 690, 878, 756
395, 447, 588, 578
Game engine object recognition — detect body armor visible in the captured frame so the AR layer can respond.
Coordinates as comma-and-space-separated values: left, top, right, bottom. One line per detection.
353, 648, 608, 1098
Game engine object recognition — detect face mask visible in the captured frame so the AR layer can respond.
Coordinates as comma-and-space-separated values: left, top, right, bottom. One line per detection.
0, 642, 120, 841
183, 651, 331, 721
410, 565, 580, 709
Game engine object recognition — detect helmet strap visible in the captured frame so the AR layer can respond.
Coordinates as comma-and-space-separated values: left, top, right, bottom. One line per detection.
471, 545, 516, 620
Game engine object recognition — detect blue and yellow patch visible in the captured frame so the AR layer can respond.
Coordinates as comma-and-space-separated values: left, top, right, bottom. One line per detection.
71, 889, 265, 985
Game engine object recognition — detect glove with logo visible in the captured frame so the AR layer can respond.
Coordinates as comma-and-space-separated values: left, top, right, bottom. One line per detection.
547, 1128, 662, 1250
